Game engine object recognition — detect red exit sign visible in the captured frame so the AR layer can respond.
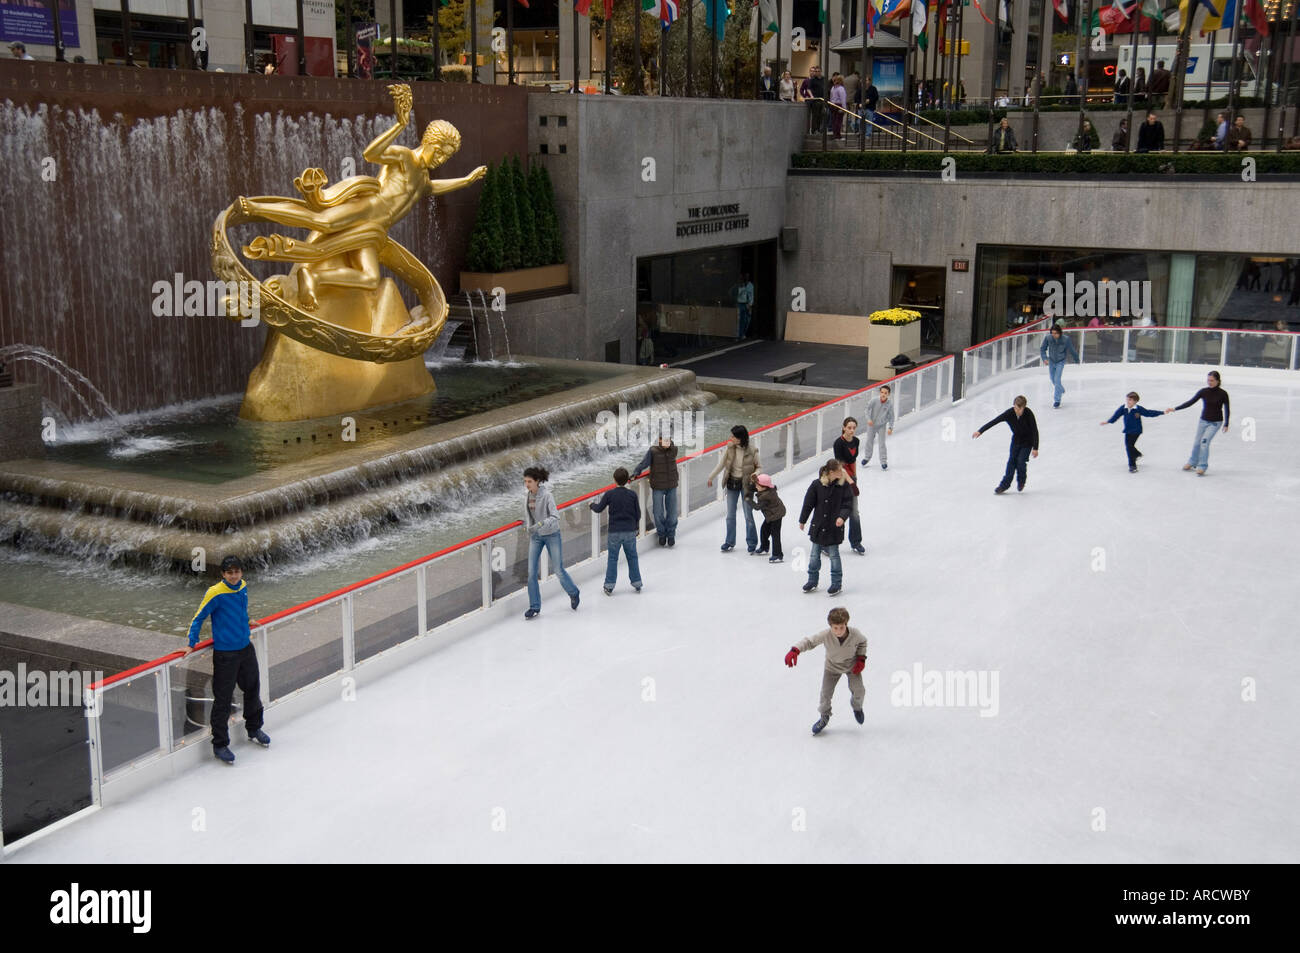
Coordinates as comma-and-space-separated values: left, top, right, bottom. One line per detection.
952, 259, 970, 272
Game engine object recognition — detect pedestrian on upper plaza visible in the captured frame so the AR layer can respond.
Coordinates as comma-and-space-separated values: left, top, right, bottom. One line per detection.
1226, 115, 1253, 152
1101, 391, 1166, 473
780, 69, 797, 103
1114, 69, 1131, 105
1040, 325, 1081, 408
801, 66, 826, 134
1112, 118, 1130, 152
631, 432, 679, 547
9, 42, 35, 60
1072, 119, 1099, 153
748, 472, 787, 563
1214, 113, 1229, 150
861, 382, 895, 470
991, 117, 1018, 154
973, 395, 1040, 495
590, 467, 643, 595
708, 425, 761, 552
784, 606, 867, 736
1148, 61, 1171, 109
831, 417, 866, 555
798, 459, 854, 595
522, 465, 580, 619
184, 555, 269, 765
1166, 370, 1230, 476
1134, 67, 1148, 104
734, 272, 755, 338
758, 65, 778, 101
845, 70, 861, 132
1064, 74, 1079, 107
1135, 111, 1165, 153
862, 77, 880, 126
829, 74, 848, 138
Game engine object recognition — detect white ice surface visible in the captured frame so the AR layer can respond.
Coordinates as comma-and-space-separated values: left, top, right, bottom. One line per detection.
11, 364, 1300, 863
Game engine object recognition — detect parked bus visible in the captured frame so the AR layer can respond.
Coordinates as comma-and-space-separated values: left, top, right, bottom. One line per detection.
1117, 42, 1262, 102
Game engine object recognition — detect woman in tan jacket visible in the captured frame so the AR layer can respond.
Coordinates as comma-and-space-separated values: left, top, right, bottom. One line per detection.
707, 425, 761, 552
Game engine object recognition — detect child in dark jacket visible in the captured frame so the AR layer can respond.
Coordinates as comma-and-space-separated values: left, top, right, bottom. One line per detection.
1101, 391, 1165, 472
590, 467, 642, 595
748, 472, 787, 563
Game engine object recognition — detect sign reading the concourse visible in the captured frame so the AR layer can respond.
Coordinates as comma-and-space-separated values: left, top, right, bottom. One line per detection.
676, 204, 750, 238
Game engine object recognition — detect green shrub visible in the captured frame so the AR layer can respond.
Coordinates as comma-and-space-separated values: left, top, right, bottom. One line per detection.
465, 163, 503, 272
510, 155, 541, 268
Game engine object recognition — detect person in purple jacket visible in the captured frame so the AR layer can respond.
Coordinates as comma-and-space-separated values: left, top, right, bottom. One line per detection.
590, 467, 643, 595
1166, 370, 1230, 476
1100, 391, 1166, 472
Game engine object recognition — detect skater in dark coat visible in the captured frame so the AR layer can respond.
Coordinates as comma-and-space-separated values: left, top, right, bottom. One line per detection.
1101, 391, 1165, 471
748, 472, 787, 562
973, 395, 1040, 494
797, 460, 854, 595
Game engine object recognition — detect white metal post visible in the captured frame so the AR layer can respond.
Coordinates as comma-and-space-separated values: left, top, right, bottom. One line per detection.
480, 541, 493, 608
678, 463, 690, 513
85, 686, 104, 808
155, 667, 174, 754
1220, 333, 1228, 366
342, 596, 355, 672
785, 424, 794, 474
417, 564, 428, 635
1123, 329, 1131, 363
1291, 335, 1298, 371
257, 628, 270, 702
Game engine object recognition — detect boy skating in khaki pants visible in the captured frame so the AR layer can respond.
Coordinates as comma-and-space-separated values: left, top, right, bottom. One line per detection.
784, 606, 868, 735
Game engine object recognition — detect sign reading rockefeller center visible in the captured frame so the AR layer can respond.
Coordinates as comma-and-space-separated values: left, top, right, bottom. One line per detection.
676, 204, 750, 238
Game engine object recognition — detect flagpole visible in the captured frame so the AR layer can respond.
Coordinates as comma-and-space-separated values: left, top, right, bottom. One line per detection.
943, 1, 954, 149
687, 0, 694, 96
433, 0, 441, 80
1124, 21, 1137, 150
1202, 27, 1217, 130
508, 0, 515, 84
1171, 0, 1195, 152
860, 2, 869, 149
755, 6, 762, 101
712, 4, 720, 98
985, 0, 997, 150
1225, 0, 1243, 122
1282, 0, 1300, 144
1146, 10, 1157, 112
605, 5, 612, 94
1260, 8, 1276, 149
635, 1, 643, 94
470, 0, 477, 82
920, 10, 930, 113
954, 0, 966, 112
903, 14, 912, 154
1032, 0, 1048, 151
575, 3, 582, 91
1078, 0, 1091, 148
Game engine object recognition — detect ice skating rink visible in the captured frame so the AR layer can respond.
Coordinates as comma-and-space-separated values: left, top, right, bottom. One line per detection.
12, 364, 1300, 863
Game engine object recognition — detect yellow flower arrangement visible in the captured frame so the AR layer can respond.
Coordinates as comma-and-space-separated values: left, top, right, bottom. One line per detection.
869, 308, 922, 326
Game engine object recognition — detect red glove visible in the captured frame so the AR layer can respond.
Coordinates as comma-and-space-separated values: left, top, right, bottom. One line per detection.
784, 647, 800, 667
851, 656, 865, 675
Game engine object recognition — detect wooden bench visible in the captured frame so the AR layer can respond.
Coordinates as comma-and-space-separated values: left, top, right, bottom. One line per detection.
766, 362, 815, 384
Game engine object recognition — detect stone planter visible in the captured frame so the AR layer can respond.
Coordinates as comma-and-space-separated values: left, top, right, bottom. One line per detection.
460, 263, 570, 297
868, 320, 922, 380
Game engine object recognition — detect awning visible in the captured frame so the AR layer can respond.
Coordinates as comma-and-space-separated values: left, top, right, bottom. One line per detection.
831, 32, 909, 55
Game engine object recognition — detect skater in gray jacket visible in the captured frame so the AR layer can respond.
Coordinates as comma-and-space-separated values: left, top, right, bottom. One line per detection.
860, 384, 896, 469
784, 606, 868, 734
522, 466, 580, 619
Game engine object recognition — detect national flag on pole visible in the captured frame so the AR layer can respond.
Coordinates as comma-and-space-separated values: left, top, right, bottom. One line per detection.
1244, 0, 1268, 35
1052, 0, 1068, 22
877, 0, 908, 25
759, 0, 780, 42
605, 0, 614, 18
971, 0, 993, 25
1140, 0, 1163, 20
913, 0, 928, 44
704, 0, 730, 37
1201, 0, 1233, 33
865, 0, 880, 36
576, 0, 591, 14
643, 0, 679, 26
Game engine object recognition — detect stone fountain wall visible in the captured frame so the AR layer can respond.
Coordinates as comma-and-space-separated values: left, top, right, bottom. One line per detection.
0, 62, 529, 420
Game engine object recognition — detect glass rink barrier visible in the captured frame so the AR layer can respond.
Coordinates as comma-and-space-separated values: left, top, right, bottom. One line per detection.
20, 330, 1289, 853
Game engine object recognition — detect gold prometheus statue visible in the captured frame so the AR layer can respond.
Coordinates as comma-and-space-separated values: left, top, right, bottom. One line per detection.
211, 84, 486, 421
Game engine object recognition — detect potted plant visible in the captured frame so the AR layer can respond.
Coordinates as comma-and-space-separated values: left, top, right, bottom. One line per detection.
867, 308, 922, 379
461, 156, 570, 297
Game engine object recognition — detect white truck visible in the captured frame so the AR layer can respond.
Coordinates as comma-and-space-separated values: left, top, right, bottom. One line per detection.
1117, 41, 1263, 102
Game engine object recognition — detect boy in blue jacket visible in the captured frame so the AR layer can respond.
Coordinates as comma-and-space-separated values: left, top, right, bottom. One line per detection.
184, 555, 269, 764
1101, 391, 1165, 472
589, 468, 643, 595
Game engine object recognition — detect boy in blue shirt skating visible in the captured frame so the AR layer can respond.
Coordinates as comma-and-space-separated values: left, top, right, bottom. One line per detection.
184, 555, 269, 764
1101, 391, 1166, 472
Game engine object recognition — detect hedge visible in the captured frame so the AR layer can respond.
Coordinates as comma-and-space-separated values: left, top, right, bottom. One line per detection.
791, 151, 1300, 174
917, 97, 1265, 125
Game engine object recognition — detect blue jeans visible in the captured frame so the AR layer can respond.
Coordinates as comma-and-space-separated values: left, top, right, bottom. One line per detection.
847, 493, 862, 548
527, 531, 579, 612
1188, 417, 1223, 470
604, 531, 642, 589
737, 304, 751, 338
807, 543, 842, 588
1048, 360, 1066, 402
998, 443, 1033, 489
724, 486, 758, 550
652, 487, 678, 541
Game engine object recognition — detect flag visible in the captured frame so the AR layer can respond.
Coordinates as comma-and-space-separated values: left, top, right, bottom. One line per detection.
704, 0, 729, 38
516, 0, 529, 7
1244, 0, 1268, 35
1053, 0, 1068, 23
1140, 0, 1163, 20
759, 0, 780, 42
866, 0, 880, 36
1112, 0, 1137, 18
913, 0, 928, 41
971, 0, 993, 25
878, 0, 909, 25
605, 0, 614, 18
1201, 0, 1232, 33
643, 0, 679, 26
576, 0, 591, 13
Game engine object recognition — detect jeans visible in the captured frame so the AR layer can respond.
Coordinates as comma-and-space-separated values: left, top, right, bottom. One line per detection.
604, 530, 642, 589
527, 531, 579, 611
1048, 360, 1066, 402
737, 304, 752, 338
999, 443, 1033, 490
724, 486, 758, 550
807, 543, 842, 588
1188, 417, 1223, 470
847, 493, 862, 548
210, 644, 263, 750
652, 486, 678, 541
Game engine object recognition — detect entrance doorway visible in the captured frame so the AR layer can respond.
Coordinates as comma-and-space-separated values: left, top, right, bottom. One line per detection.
891, 265, 946, 351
